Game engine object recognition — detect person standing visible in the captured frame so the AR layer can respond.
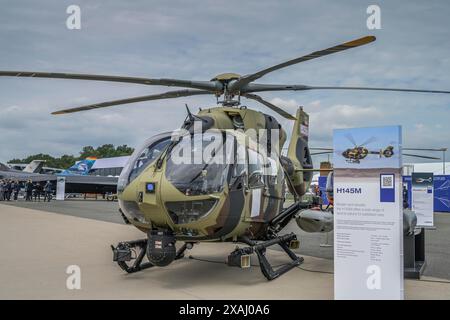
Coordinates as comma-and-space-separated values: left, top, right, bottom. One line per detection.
44, 181, 52, 202
33, 183, 42, 202
25, 179, 33, 201
403, 185, 409, 209
13, 180, 20, 201
5, 179, 12, 201
0, 180, 4, 201
10, 180, 15, 200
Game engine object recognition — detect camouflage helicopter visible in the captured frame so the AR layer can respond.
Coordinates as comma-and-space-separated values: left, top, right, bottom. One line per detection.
340, 134, 395, 164
2, 35, 450, 280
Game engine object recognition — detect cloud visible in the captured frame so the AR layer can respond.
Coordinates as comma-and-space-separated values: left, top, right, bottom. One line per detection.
415, 123, 425, 130
268, 97, 383, 144
310, 103, 383, 128
0, 0, 449, 164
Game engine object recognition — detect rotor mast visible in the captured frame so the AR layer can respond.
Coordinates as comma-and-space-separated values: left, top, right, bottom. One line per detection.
210, 73, 241, 106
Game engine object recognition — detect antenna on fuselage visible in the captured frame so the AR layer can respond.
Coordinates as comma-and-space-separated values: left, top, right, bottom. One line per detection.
185, 104, 195, 122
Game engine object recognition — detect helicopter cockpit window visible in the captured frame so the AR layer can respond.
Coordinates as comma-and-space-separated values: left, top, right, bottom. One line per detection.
165, 132, 232, 196
117, 133, 172, 193
233, 144, 247, 177
264, 157, 280, 186
129, 138, 171, 181
248, 149, 265, 188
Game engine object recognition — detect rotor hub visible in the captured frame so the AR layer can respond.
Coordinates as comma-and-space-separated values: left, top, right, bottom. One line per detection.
210, 73, 241, 82
210, 73, 242, 106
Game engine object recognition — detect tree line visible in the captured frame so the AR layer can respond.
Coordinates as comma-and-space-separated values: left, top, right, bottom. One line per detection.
8, 144, 135, 169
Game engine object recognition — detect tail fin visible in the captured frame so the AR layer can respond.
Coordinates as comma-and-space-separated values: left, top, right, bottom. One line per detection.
0, 162, 11, 171
22, 160, 45, 173
285, 107, 313, 197
59, 158, 96, 176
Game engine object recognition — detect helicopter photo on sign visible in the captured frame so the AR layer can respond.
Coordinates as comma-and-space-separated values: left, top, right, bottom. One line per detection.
333, 126, 402, 169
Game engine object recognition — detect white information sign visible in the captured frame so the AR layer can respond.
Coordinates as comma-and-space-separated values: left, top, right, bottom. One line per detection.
56, 177, 66, 201
333, 125, 403, 300
411, 172, 434, 227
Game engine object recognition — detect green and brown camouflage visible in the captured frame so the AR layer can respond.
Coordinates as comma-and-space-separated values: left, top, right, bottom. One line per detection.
118, 105, 312, 242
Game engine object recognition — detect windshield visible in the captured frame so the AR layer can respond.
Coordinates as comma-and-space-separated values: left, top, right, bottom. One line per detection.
129, 138, 171, 181
118, 133, 171, 192
165, 132, 232, 196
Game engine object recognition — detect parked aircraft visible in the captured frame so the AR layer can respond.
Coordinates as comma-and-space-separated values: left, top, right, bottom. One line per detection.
58, 158, 96, 176
0, 158, 117, 194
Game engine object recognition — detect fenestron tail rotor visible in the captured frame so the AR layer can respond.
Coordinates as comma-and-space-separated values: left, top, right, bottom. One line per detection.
1, 35, 450, 118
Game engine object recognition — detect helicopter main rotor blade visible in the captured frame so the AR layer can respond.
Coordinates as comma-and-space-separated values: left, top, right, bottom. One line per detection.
403, 147, 447, 151
51, 90, 212, 115
403, 153, 441, 160
230, 36, 376, 93
311, 151, 333, 156
242, 93, 296, 120
345, 133, 357, 147
242, 83, 450, 94
0, 71, 218, 91
360, 136, 377, 147
310, 147, 333, 151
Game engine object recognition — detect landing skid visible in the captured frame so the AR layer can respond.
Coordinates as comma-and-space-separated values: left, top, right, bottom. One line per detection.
111, 234, 302, 281
229, 233, 303, 280
111, 239, 189, 273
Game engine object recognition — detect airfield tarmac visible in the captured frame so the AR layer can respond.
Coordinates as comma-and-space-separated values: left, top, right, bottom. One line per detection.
0, 200, 449, 299
3, 199, 450, 279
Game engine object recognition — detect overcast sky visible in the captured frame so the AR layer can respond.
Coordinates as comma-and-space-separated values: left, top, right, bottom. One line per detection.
1, 0, 449, 166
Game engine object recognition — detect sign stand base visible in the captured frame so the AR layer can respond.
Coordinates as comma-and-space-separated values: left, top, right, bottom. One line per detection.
404, 228, 426, 279
319, 231, 333, 247
404, 261, 426, 279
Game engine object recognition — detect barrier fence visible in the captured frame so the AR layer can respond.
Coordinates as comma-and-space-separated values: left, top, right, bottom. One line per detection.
316, 175, 450, 212
403, 175, 450, 213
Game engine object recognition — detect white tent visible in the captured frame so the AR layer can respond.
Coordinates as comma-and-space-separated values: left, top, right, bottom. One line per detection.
90, 156, 130, 170
404, 162, 450, 175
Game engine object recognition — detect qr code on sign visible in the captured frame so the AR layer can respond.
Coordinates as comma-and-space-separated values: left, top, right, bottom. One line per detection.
381, 174, 394, 188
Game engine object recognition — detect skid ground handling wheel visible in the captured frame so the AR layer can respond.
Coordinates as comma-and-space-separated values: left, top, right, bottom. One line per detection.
111, 232, 303, 281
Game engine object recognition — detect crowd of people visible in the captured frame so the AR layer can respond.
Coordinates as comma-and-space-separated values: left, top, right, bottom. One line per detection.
0, 179, 53, 202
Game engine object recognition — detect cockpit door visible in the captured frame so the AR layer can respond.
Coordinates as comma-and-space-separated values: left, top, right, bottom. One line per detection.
247, 149, 266, 220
